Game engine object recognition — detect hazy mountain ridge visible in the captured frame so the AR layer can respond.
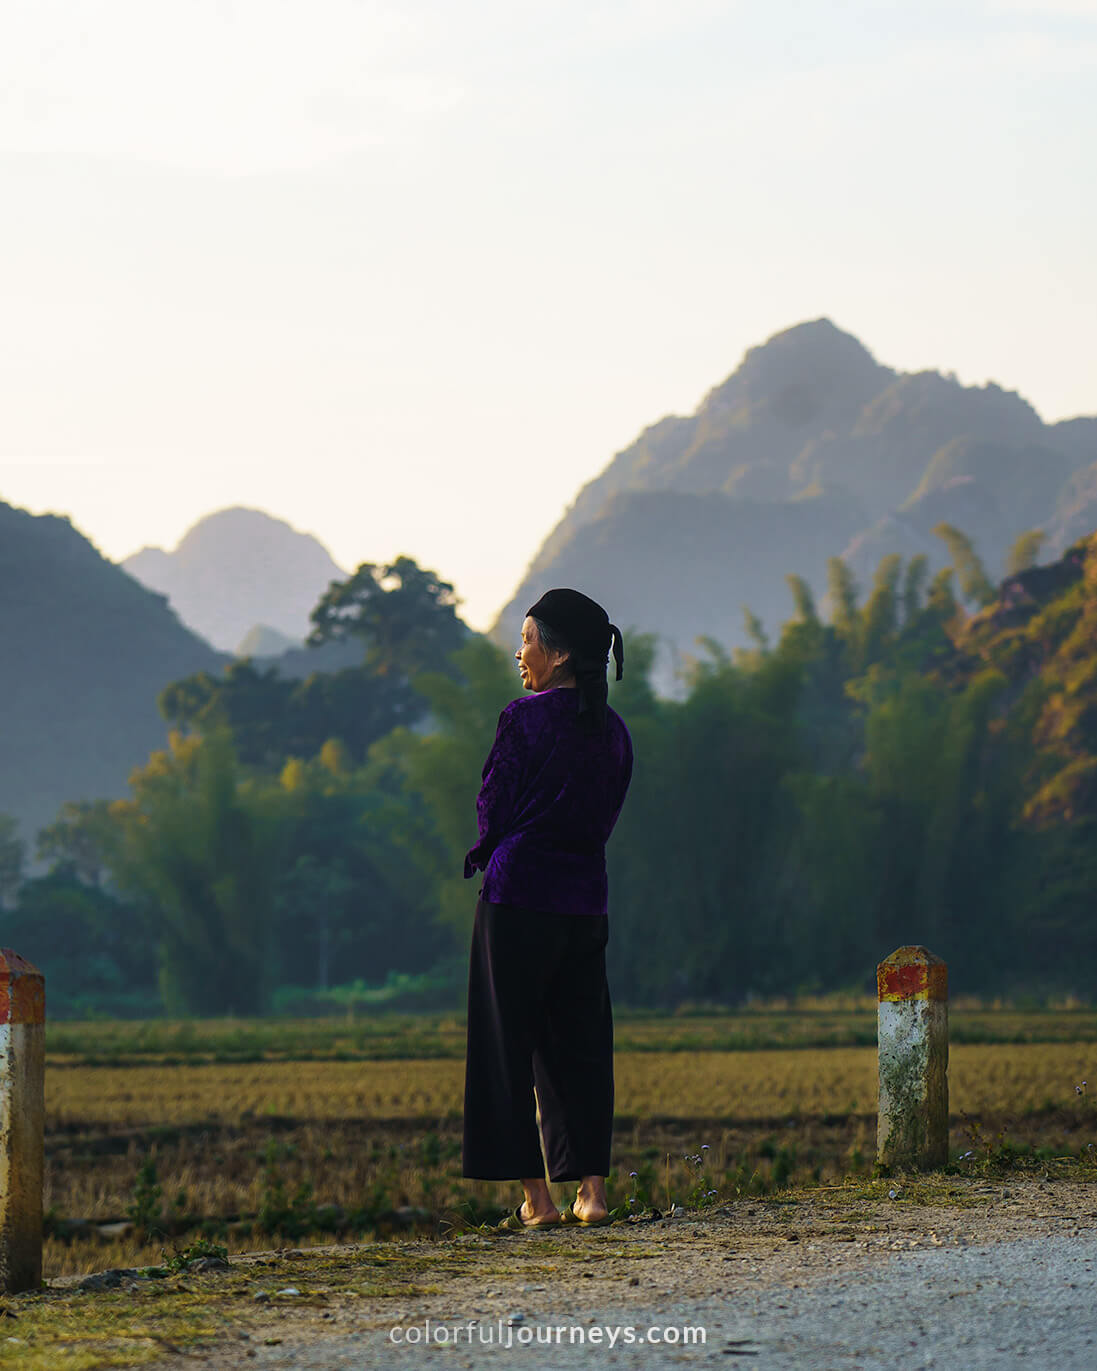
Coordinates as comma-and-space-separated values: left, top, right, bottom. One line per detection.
512, 486, 870, 678
0, 500, 230, 845
123, 506, 348, 652
491, 319, 1096, 687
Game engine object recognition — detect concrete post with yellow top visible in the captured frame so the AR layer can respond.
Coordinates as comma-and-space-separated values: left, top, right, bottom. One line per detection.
0, 950, 45, 1293
876, 945, 948, 1171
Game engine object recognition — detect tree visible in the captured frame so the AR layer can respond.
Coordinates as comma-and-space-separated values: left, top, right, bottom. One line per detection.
159, 662, 292, 767
1007, 528, 1047, 576
679, 635, 730, 689
0, 871, 158, 1016
274, 853, 355, 992
785, 574, 819, 625
740, 607, 770, 658
113, 730, 280, 1015
36, 800, 120, 888
859, 553, 902, 668
926, 566, 960, 627
272, 747, 445, 990
933, 523, 996, 607
825, 557, 859, 640
160, 653, 428, 769
307, 555, 467, 678
901, 554, 929, 624
287, 667, 424, 762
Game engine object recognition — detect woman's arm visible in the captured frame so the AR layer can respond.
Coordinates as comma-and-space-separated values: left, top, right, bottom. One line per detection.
463, 705, 527, 878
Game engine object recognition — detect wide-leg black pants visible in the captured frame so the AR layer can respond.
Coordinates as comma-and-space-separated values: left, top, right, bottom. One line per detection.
462, 898, 614, 1182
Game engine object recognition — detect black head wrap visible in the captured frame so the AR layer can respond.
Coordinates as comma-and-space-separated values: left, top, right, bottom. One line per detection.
525, 588, 624, 733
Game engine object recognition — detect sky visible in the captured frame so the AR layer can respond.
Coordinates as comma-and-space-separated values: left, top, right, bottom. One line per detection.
2, 0, 1095, 632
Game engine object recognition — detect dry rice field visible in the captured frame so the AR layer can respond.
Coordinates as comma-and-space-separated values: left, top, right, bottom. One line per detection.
42, 1033, 1097, 1278
46, 1043, 1097, 1126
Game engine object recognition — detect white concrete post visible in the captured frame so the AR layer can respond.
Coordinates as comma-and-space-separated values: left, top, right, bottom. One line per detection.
876, 945, 948, 1171
0, 950, 45, 1293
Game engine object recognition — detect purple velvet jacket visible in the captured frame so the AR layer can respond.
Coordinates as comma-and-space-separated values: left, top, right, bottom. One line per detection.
463, 686, 634, 916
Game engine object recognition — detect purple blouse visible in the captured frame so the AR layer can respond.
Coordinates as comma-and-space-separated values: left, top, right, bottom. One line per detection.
463, 686, 634, 916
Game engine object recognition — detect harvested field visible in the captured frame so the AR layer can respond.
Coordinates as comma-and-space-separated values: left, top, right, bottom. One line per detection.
42, 1037, 1097, 1278
47, 1043, 1097, 1126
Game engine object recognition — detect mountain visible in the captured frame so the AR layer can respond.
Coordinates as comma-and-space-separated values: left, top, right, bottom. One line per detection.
491, 320, 1096, 692
236, 624, 301, 657
123, 507, 348, 652
0, 501, 229, 846
501, 486, 869, 677
232, 621, 368, 679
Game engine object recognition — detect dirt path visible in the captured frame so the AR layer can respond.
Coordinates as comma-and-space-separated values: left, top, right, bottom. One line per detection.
91, 1175, 1096, 1370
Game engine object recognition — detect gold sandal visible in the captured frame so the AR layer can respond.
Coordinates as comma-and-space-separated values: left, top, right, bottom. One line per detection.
559, 1203, 616, 1227
493, 1205, 562, 1233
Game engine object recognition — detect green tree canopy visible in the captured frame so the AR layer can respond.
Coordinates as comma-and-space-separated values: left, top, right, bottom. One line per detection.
307, 555, 467, 678
1007, 528, 1047, 576
933, 522, 996, 607
112, 730, 280, 1015
36, 800, 121, 888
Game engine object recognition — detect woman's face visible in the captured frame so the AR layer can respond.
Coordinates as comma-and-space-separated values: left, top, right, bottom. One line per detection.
516, 616, 571, 692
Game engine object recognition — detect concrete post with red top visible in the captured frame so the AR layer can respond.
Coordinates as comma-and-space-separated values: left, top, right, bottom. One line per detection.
0, 951, 45, 1292
876, 946, 948, 1171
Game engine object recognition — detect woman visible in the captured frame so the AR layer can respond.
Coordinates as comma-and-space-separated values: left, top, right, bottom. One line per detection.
461, 588, 634, 1230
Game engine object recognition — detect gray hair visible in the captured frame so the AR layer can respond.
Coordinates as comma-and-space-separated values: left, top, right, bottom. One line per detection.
530, 616, 573, 674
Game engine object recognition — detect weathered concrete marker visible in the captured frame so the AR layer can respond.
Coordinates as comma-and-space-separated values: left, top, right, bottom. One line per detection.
0, 950, 45, 1293
877, 945, 948, 1170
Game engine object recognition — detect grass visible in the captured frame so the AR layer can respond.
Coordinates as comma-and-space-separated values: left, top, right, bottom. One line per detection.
1, 1245, 450, 1369
44, 1007, 1097, 1066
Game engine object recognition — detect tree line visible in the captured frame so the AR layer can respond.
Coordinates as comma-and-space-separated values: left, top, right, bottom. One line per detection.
3, 525, 1095, 1016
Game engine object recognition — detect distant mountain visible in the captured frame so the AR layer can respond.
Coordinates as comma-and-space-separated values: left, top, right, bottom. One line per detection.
236, 624, 301, 657
124, 507, 348, 652
233, 624, 365, 678
502, 487, 869, 679
0, 501, 229, 846
491, 320, 1097, 692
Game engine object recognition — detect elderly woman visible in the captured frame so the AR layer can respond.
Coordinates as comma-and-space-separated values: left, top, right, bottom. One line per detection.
461, 588, 634, 1230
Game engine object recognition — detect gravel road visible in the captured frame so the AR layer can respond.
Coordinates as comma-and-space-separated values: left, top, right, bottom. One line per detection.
230, 1234, 1097, 1370
149, 1179, 1097, 1370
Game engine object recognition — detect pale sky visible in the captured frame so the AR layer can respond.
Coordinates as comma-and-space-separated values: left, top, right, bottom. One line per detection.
2, 0, 1095, 631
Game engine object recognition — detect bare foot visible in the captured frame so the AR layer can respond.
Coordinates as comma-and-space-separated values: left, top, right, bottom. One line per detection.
573, 1177, 609, 1223
519, 1198, 561, 1226
519, 1178, 560, 1226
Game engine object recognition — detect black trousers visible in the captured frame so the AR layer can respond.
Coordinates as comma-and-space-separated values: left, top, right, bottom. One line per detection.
462, 898, 614, 1182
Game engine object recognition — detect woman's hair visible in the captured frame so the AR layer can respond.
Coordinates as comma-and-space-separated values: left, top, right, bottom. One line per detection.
530, 616, 610, 734
530, 615, 572, 676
